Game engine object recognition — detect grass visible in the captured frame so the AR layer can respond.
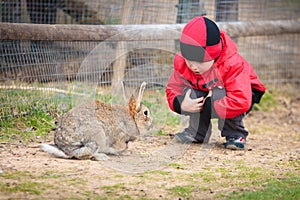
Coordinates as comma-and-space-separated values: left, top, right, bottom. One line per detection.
227, 177, 300, 200
0, 170, 90, 198
169, 185, 194, 197
102, 183, 126, 193
0, 108, 56, 143
1, 161, 298, 199
0, 84, 117, 143
0, 181, 46, 195
0, 171, 50, 195
253, 90, 277, 112
0, 86, 73, 142
142, 89, 181, 127
0, 86, 181, 143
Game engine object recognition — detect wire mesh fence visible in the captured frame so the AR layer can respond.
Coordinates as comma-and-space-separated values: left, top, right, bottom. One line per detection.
1, 0, 299, 24
0, 0, 300, 118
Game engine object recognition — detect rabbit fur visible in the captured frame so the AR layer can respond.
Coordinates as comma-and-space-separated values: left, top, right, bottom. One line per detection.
41, 82, 152, 161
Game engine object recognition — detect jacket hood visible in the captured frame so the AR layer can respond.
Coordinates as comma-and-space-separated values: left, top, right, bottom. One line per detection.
214, 31, 238, 66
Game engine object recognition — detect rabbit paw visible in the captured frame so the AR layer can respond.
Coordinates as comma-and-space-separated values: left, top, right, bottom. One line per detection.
119, 150, 132, 156
92, 153, 110, 161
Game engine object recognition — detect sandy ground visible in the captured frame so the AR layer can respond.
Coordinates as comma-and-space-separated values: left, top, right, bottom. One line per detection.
0, 91, 299, 199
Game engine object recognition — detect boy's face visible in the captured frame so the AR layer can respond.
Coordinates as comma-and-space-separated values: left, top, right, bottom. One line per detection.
185, 59, 214, 75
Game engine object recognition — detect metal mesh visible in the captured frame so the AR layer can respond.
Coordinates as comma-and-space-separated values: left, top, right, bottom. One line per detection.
238, 34, 300, 86
1, 0, 300, 118
1, 0, 299, 24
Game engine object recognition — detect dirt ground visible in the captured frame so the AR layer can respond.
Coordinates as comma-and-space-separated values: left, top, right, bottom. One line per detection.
0, 90, 300, 199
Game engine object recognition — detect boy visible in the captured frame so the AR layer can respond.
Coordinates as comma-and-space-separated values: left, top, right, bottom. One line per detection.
166, 16, 266, 149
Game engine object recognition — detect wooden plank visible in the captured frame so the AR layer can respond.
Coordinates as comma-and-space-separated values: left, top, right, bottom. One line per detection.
0, 20, 299, 41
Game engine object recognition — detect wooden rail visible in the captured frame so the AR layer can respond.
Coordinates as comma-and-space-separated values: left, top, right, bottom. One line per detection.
0, 20, 299, 41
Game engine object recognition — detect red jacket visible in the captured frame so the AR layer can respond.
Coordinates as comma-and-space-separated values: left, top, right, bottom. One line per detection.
166, 31, 266, 119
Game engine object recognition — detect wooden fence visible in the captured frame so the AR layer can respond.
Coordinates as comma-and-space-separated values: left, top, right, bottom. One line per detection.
1, 20, 299, 41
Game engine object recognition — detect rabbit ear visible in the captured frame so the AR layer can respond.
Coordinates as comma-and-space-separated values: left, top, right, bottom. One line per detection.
121, 81, 127, 103
136, 82, 147, 110
121, 80, 134, 103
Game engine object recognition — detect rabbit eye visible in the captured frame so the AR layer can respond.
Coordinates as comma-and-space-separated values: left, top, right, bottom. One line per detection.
144, 110, 148, 116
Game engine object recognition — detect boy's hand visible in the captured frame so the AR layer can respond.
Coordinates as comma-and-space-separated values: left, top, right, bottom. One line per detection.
181, 89, 205, 113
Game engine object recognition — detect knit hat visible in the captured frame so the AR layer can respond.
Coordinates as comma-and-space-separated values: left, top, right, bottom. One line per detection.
180, 16, 222, 62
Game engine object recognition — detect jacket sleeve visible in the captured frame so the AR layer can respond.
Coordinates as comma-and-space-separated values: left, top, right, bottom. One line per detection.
213, 60, 252, 119
166, 71, 186, 114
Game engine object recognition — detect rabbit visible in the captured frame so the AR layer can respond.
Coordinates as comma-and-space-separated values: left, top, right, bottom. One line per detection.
40, 81, 152, 161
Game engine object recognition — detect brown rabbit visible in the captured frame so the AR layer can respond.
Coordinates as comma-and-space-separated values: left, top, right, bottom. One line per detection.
40, 82, 152, 161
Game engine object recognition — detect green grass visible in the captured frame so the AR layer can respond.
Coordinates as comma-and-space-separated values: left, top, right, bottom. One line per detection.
143, 95, 181, 128
253, 90, 277, 112
227, 177, 300, 200
168, 163, 185, 168
169, 185, 194, 197
0, 87, 74, 142
0, 170, 90, 198
0, 181, 47, 195
101, 183, 141, 200
0, 171, 50, 195
102, 183, 126, 191
0, 109, 56, 143
0, 87, 180, 143
0, 87, 72, 142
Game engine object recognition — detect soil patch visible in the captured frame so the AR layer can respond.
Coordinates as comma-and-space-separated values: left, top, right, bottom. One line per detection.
1, 91, 299, 199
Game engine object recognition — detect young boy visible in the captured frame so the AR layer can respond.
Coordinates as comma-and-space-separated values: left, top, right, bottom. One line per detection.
166, 16, 266, 149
